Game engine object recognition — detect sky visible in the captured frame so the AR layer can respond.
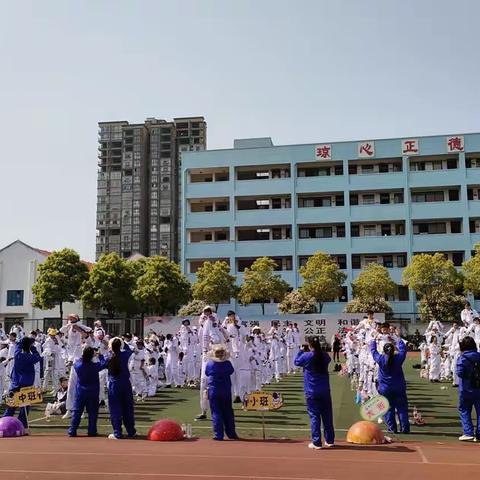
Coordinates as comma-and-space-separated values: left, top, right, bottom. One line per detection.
0, 0, 479, 261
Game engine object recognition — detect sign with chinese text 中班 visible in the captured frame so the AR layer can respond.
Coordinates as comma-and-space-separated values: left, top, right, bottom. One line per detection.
360, 395, 390, 421
6, 387, 43, 408
243, 391, 284, 411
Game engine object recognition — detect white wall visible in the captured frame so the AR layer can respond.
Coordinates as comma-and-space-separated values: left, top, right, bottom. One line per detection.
0, 241, 84, 331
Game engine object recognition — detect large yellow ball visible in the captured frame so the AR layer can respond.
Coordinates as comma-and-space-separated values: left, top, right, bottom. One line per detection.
346, 421, 385, 444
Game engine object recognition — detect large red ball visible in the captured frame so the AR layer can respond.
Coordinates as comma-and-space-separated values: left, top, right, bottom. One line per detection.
147, 419, 184, 441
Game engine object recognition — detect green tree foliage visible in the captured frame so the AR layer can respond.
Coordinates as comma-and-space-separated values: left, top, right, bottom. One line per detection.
32, 248, 89, 319
417, 289, 465, 323
133, 256, 191, 315
192, 261, 238, 311
402, 253, 463, 321
462, 243, 480, 297
80, 253, 136, 318
278, 289, 317, 314
238, 257, 289, 314
344, 297, 393, 318
178, 299, 207, 317
299, 252, 347, 313
351, 263, 396, 303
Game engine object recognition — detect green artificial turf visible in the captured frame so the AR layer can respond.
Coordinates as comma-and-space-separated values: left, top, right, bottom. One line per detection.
23, 355, 464, 441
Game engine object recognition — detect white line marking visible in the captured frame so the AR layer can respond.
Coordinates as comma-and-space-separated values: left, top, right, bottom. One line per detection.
29, 416, 48, 424
416, 446, 429, 464
0, 470, 333, 480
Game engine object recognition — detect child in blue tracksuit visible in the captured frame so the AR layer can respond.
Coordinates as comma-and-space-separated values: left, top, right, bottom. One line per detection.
107, 337, 136, 439
294, 337, 334, 449
205, 344, 238, 441
370, 336, 410, 434
3, 337, 41, 428
68, 346, 107, 437
456, 336, 480, 441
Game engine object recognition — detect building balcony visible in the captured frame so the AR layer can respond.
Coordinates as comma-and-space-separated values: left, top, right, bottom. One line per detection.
350, 235, 407, 254
409, 169, 464, 188
185, 181, 232, 199
235, 239, 294, 257
352, 267, 404, 284
234, 178, 292, 196
470, 233, 480, 247
349, 203, 407, 222
466, 168, 480, 184
296, 206, 347, 224
349, 173, 405, 190
412, 233, 468, 252
235, 208, 292, 227
468, 201, 480, 217
184, 241, 234, 258
185, 212, 231, 228
410, 201, 463, 220
296, 176, 347, 194
297, 237, 349, 255
236, 270, 295, 287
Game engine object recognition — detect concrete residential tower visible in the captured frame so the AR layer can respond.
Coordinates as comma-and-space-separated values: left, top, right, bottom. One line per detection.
96, 117, 206, 261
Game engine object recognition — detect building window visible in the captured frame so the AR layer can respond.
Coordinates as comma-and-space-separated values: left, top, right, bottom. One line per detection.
398, 286, 409, 301
7, 290, 24, 306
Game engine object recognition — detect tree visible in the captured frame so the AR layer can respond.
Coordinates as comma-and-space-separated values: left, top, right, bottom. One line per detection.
299, 252, 347, 313
32, 248, 89, 320
133, 256, 191, 315
192, 261, 238, 311
462, 243, 480, 297
344, 297, 393, 318
80, 253, 136, 318
178, 299, 207, 316
402, 253, 463, 321
417, 290, 465, 323
351, 263, 396, 303
238, 257, 289, 314
278, 289, 317, 314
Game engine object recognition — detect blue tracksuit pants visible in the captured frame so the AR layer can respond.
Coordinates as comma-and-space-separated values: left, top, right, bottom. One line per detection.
108, 382, 136, 439
458, 391, 480, 438
68, 388, 100, 436
208, 390, 237, 440
380, 388, 410, 433
306, 393, 335, 446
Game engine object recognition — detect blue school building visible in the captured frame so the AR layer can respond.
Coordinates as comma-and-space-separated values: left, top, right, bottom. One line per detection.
180, 132, 480, 319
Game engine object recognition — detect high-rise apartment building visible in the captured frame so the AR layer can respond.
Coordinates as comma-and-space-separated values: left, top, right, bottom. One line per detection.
96, 117, 206, 261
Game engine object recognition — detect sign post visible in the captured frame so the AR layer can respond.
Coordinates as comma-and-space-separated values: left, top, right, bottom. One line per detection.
242, 391, 284, 440
6, 387, 43, 432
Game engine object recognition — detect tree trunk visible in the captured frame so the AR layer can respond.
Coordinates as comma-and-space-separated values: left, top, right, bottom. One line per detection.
261, 302, 265, 315
318, 301, 323, 313
59, 301, 63, 321
215, 303, 219, 313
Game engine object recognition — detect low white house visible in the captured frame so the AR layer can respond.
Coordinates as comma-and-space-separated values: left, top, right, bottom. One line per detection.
0, 240, 92, 333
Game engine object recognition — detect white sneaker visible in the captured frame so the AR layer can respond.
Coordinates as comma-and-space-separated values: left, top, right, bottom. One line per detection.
108, 434, 119, 440
459, 435, 475, 441
62, 411, 71, 419
324, 442, 334, 448
308, 442, 322, 450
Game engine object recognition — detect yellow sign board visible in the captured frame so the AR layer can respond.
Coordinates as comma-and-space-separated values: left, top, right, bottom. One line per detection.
243, 391, 284, 411
6, 387, 43, 408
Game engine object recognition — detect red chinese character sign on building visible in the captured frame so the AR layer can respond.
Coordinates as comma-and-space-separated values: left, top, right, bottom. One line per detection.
402, 139, 419, 155
357, 141, 375, 158
315, 144, 332, 160
447, 135, 464, 153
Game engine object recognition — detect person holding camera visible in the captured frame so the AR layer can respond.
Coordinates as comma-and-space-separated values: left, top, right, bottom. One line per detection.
294, 337, 334, 450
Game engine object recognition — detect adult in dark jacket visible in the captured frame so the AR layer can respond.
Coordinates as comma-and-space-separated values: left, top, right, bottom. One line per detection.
68, 346, 107, 437
3, 337, 41, 428
456, 336, 480, 441
205, 344, 238, 441
370, 335, 410, 434
294, 337, 334, 449
107, 337, 136, 439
